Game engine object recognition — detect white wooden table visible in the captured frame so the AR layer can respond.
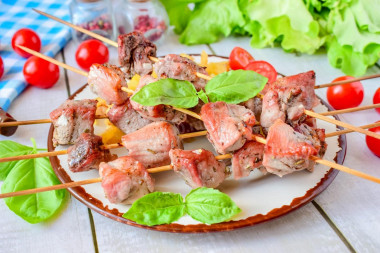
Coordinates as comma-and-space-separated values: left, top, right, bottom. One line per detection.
1, 30, 380, 253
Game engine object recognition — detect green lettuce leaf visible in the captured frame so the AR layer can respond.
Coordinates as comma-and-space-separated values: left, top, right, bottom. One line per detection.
179, 0, 245, 45
123, 192, 185, 226
240, 0, 324, 54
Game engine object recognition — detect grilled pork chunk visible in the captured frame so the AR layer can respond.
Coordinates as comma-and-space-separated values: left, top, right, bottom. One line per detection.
153, 54, 209, 90
263, 119, 325, 177
99, 156, 154, 204
121, 121, 183, 168
130, 75, 187, 124
50, 99, 97, 146
261, 71, 319, 128
231, 141, 266, 179
67, 133, 114, 172
88, 64, 129, 105
241, 97, 263, 122
169, 149, 227, 188
118, 32, 157, 78
107, 98, 152, 134
201, 102, 256, 154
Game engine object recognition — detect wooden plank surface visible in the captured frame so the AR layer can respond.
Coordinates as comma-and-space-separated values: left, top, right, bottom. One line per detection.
209, 36, 380, 251
0, 53, 95, 252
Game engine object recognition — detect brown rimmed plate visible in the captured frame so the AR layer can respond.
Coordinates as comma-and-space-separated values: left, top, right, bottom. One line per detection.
48, 55, 346, 233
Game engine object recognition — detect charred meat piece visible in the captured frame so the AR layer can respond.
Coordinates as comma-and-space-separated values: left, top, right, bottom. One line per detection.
201, 102, 256, 154
153, 54, 209, 90
99, 156, 154, 204
50, 99, 97, 146
261, 71, 319, 128
118, 32, 157, 78
231, 141, 266, 179
241, 97, 263, 122
176, 102, 205, 134
88, 63, 129, 105
107, 98, 152, 134
122, 121, 183, 168
169, 149, 227, 188
67, 133, 114, 173
0, 107, 18, 136
263, 119, 324, 177
294, 123, 328, 158
130, 75, 187, 124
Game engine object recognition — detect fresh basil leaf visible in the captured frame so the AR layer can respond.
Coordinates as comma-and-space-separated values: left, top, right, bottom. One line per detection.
0, 141, 35, 180
197, 90, 209, 104
123, 192, 185, 226
185, 187, 241, 224
205, 70, 267, 104
131, 78, 199, 108
1, 156, 67, 224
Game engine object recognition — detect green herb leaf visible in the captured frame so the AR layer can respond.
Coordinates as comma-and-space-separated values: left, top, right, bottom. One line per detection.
205, 70, 267, 104
1, 156, 67, 224
185, 187, 241, 224
0, 139, 68, 223
131, 78, 199, 108
197, 90, 209, 104
0, 141, 35, 180
123, 192, 185, 226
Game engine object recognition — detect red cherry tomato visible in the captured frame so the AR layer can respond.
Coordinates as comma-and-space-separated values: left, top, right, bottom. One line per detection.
373, 87, 380, 114
11, 28, 41, 58
244, 61, 277, 84
366, 122, 380, 157
327, 76, 364, 110
229, 47, 255, 70
0, 56, 4, 79
75, 39, 109, 71
23, 56, 60, 89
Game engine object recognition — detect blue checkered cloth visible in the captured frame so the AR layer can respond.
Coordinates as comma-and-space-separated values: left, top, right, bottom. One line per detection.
0, 0, 71, 111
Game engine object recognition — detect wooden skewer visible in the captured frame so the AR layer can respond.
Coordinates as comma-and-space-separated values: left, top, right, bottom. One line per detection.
0, 153, 232, 199
326, 122, 380, 138
0, 115, 107, 127
0, 131, 208, 163
304, 110, 380, 140
33, 9, 380, 89
315, 73, 380, 89
17, 45, 88, 77
32, 9, 212, 82
320, 103, 380, 116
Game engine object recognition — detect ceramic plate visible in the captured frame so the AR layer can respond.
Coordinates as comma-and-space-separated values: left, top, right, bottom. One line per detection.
48, 55, 346, 233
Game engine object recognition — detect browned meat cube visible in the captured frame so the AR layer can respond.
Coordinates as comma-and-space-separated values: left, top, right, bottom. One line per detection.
201, 102, 256, 154
231, 141, 266, 179
262, 119, 325, 177
121, 121, 183, 168
176, 101, 205, 134
261, 71, 319, 128
118, 32, 157, 78
169, 149, 227, 188
67, 133, 114, 173
88, 63, 129, 105
130, 75, 187, 124
241, 97, 263, 121
50, 99, 97, 146
0, 107, 18, 136
153, 54, 209, 90
99, 156, 154, 204
107, 98, 152, 134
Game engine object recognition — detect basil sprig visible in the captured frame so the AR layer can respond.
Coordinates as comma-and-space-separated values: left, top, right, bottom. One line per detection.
123, 187, 241, 226
0, 139, 67, 223
131, 70, 268, 108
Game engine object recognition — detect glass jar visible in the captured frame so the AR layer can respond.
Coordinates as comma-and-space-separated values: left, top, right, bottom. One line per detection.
114, 0, 169, 43
69, 0, 116, 43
